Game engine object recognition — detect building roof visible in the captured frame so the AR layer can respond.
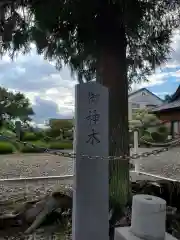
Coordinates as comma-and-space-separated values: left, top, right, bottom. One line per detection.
128, 87, 164, 102
171, 85, 180, 101
151, 99, 180, 113
151, 84, 180, 113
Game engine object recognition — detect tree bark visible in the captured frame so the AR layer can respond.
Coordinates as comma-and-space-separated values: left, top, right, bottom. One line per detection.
96, 29, 130, 211
170, 121, 175, 138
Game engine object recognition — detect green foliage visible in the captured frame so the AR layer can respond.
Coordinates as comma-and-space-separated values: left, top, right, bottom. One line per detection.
45, 128, 62, 138
49, 141, 73, 150
0, 142, 14, 154
19, 141, 46, 153
164, 94, 172, 103
45, 119, 73, 140
140, 134, 153, 146
158, 125, 169, 135
132, 109, 160, 127
49, 119, 73, 130
0, 1, 179, 84
0, 87, 34, 122
20, 145, 44, 153
34, 131, 46, 140
22, 132, 38, 141
151, 132, 168, 142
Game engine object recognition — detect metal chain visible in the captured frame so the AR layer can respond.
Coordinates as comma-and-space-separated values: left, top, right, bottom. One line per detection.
1, 133, 180, 161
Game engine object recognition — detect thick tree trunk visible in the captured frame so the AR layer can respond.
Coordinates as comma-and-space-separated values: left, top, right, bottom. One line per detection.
96, 30, 130, 211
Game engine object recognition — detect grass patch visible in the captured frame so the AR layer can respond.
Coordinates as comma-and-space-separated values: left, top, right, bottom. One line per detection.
48, 141, 73, 150
0, 141, 14, 154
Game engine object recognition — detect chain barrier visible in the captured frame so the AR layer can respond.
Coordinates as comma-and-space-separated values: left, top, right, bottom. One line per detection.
1, 132, 180, 161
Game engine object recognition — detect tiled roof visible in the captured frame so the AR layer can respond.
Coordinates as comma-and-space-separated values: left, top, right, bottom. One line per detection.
151, 99, 180, 112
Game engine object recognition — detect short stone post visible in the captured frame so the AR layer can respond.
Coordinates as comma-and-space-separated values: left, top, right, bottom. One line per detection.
115, 194, 177, 240
133, 130, 140, 173
15, 121, 21, 140
72, 82, 109, 240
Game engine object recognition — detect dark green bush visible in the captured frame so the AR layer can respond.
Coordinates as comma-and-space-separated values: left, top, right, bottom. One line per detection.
20, 140, 47, 153
157, 125, 169, 135
33, 131, 45, 140
22, 132, 38, 141
140, 134, 153, 146
20, 145, 44, 153
151, 132, 167, 142
0, 142, 14, 154
49, 141, 73, 150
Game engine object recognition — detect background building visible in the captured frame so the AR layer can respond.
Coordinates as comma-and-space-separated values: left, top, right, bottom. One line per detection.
128, 88, 164, 120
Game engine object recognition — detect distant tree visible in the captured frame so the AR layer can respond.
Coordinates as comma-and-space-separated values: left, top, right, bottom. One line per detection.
47, 119, 73, 139
0, 87, 34, 128
164, 94, 172, 103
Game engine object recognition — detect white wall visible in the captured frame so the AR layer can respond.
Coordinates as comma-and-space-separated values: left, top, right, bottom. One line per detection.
129, 89, 163, 106
128, 89, 163, 120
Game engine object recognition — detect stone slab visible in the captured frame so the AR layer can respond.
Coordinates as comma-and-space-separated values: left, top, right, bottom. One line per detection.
115, 227, 177, 240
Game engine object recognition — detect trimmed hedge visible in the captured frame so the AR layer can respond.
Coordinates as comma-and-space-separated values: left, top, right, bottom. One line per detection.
20, 141, 47, 153
0, 142, 14, 154
151, 132, 168, 142
20, 145, 44, 153
22, 132, 38, 141
48, 141, 73, 150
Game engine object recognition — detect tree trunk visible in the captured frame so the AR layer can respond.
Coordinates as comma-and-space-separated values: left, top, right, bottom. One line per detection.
170, 121, 175, 138
96, 30, 130, 211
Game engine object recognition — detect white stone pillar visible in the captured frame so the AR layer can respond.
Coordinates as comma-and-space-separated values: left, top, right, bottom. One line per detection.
133, 130, 140, 172
115, 194, 177, 240
72, 82, 109, 240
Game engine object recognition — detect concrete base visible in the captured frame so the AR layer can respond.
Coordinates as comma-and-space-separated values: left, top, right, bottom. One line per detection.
115, 227, 177, 240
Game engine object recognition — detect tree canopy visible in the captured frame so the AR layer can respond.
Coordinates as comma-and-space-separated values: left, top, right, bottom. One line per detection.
0, 87, 34, 123
0, 0, 179, 84
164, 94, 173, 103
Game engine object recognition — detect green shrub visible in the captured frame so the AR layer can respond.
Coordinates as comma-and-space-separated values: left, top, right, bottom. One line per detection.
20, 145, 44, 153
151, 132, 167, 142
33, 131, 45, 140
22, 132, 38, 141
20, 140, 47, 153
157, 125, 169, 135
49, 141, 73, 150
140, 134, 153, 146
0, 142, 14, 154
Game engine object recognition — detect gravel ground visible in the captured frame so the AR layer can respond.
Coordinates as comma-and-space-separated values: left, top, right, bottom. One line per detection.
0, 153, 73, 179
0, 153, 74, 203
0, 147, 179, 203
134, 147, 180, 180
0, 148, 179, 239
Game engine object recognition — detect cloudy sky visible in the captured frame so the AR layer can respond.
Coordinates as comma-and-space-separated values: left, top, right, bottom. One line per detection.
0, 30, 180, 125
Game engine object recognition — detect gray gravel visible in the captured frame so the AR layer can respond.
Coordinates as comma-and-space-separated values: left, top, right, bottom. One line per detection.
0, 153, 73, 179
0, 147, 179, 203
133, 147, 180, 180
0, 153, 73, 204
0, 148, 179, 239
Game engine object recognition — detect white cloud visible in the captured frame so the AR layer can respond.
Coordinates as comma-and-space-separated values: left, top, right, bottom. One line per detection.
131, 71, 169, 91
0, 29, 179, 123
